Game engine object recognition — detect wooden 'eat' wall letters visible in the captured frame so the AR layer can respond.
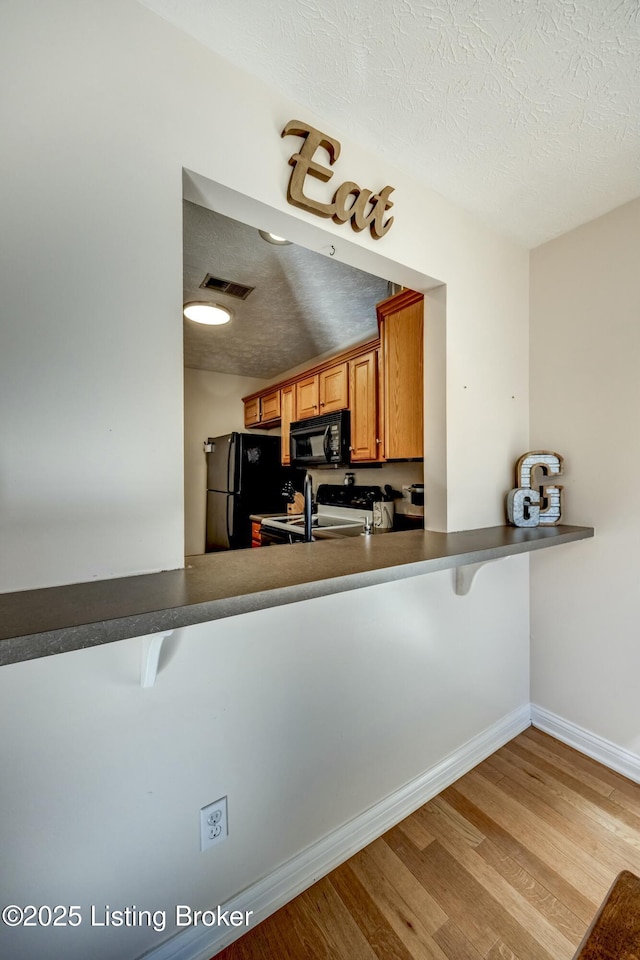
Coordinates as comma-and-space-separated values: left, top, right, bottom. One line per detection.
282, 120, 395, 240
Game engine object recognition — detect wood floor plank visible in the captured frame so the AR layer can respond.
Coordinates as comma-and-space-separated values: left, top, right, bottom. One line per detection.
419, 839, 558, 960
442, 785, 598, 924
603, 772, 640, 802
213, 732, 640, 960
364, 837, 448, 935
491, 747, 640, 873
504, 739, 640, 840
473, 757, 506, 785
276, 896, 343, 960
415, 794, 485, 848
502, 739, 612, 807
215, 907, 301, 960
507, 744, 640, 846
432, 919, 486, 960
486, 940, 524, 960
383, 827, 500, 956
396, 810, 438, 850
329, 861, 423, 960
610, 787, 640, 820
455, 769, 611, 900
346, 846, 449, 960
476, 837, 586, 945
521, 728, 621, 797
298, 877, 380, 960
416, 804, 578, 959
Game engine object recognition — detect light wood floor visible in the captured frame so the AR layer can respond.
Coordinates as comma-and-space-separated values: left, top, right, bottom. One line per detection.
215, 727, 640, 960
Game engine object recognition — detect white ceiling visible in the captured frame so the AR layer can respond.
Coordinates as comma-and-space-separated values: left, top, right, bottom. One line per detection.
141, 0, 639, 248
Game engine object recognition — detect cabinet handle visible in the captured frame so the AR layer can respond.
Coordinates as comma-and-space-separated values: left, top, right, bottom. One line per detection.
376, 438, 381, 444
320, 402, 325, 407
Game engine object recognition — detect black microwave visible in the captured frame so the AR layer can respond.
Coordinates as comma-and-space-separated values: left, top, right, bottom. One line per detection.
290, 409, 351, 467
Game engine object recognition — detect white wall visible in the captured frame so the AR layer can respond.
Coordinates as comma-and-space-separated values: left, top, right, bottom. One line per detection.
183, 368, 269, 555
0, 564, 529, 960
530, 197, 640, 751
0, 1, 531, 958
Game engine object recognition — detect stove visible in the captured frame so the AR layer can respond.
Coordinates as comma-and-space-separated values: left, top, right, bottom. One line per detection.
261, 484, 383, 540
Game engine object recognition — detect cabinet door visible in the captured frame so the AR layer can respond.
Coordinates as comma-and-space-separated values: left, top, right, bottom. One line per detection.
295, 374, 319, 419
260, 389, 281, 424
280, 384, 295, 465
349, 351, 380, 462
244, 397, 260, 427
377, 290, 423, 460
319, 362, 348, 413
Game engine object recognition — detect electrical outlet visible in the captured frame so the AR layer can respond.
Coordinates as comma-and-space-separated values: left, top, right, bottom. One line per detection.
200, 796, 228, 852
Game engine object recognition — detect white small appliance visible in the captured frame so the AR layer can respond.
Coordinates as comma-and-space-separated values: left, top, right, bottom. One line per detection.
373, 500, 394, 530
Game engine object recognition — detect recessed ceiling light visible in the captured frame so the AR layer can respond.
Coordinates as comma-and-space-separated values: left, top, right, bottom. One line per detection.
258, 230, 292, 245
183, 302, 232, 325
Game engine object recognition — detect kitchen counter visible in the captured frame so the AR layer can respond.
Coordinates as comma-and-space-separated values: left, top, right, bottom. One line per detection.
0, 524, 593, 667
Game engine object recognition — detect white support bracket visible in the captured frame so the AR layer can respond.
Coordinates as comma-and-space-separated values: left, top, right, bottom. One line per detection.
454, 558, 505, 596
141, 631, 175, 688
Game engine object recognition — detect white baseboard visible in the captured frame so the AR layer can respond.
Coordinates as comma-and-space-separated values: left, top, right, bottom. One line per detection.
531, 704, 640, 785
142, 703, 531, 960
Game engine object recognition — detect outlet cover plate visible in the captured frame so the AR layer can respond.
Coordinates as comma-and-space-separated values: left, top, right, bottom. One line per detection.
200, 796, 228, 852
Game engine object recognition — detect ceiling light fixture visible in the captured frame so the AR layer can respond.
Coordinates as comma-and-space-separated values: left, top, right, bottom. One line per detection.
258, 230, 292, 245
183, 301, 232, 325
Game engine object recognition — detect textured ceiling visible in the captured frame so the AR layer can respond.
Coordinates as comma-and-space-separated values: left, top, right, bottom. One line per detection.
183, 201, 388, 377
141, 0, 640, 247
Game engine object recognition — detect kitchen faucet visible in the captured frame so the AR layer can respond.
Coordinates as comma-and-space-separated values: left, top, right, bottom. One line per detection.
303, 474, 313, 542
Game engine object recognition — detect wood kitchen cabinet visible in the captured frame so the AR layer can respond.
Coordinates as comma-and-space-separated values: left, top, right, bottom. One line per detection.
377, 289, 424, 460
242, 339, 377, 436
319, 362, 348, 413
243, 390, 280, 428
280, 383, 295, 465
295, 374, 319, 419
349, 350, 381, 462
244, 397, 260, 427
251, 520, 262, 547
260, 389, 281, 425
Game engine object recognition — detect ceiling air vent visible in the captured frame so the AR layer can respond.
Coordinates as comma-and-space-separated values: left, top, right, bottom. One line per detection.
200, 274, 254, 300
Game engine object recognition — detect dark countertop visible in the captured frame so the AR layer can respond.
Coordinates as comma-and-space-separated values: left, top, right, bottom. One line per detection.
0, 524, 594, 667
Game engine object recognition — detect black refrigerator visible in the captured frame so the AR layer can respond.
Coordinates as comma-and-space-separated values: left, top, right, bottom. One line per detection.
205, 432, 285, 551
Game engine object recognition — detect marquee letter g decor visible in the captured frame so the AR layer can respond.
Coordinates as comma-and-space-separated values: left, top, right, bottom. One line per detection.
507, 450, 564, 526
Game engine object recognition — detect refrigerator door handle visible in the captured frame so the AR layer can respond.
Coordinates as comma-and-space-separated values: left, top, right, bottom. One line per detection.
227, 494, 234, 544
227, 434, 236, 493
227, 433, 242, 493
235, 434, 243, 494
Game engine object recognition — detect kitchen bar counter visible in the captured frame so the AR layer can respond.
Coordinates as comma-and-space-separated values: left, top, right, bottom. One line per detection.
0, 524, 593, 667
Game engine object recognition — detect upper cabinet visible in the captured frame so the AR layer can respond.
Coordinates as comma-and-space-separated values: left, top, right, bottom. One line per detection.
377, 289, 424, 460
243, 389, 281, 428
295, 374, 319, 420
260, 389, 281, 425
242, 288, 424, 465
243, 396, 261, 427
319, 362, 348, 413
349, 350, 380, 462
